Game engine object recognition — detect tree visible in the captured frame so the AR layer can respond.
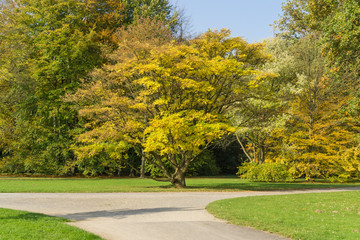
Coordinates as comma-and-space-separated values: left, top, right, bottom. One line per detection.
278, 0, 360, 72
69, 17, 174, 177
229, 82, 283, 164
0, 0, 177, 175
227, 35, 296, 165
0, 0, 114, 174
71, 28, 268, 187
121, 0, 175, 25
0, 0, 38, 172
272, 0, 360, 180
265, 34, 360, 180
318, 0, 360, 81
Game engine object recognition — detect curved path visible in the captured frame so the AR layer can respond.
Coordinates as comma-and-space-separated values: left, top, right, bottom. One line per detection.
0, 187, 359, 240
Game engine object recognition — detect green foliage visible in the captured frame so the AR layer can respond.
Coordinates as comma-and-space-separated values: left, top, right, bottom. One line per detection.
213, 140, 245, 175
269, 0, 360, 181
74, 151, 125, 177
0, 0, 176, 176
237, 162, 293, 182
121, 0, 175, 25
277, 0, 360, 84
0, 0, 109, 175
187, 150, 220, 176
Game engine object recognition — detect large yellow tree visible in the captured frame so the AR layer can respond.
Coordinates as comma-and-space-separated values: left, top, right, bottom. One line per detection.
72, 24, 267, 187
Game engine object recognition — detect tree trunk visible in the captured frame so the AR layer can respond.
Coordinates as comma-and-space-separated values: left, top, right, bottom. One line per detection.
141, 87, 148, 178
258, 144, 265, 164
235, 134, 253, 163
171, 168, 186, 188
140, 148, 145, 178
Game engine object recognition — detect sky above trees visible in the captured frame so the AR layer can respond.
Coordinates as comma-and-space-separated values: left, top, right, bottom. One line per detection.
171, 0, 284, 42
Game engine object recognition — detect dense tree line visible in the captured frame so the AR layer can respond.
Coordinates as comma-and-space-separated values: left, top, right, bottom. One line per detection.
0, 0, 245, 186
238, 0, 360, 182
0, 0, 359, 187
0, 0, 178, 176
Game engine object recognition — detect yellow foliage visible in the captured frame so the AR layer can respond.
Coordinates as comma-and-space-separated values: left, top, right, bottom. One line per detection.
72, 26, 268, 184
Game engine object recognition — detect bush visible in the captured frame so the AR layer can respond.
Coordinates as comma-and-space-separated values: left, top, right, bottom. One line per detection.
188, 150, 220, 176
237, 162, 293, 182
213, 140, 245, 175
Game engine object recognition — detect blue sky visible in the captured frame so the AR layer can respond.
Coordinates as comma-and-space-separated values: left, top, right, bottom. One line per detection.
170, 0, 285, 42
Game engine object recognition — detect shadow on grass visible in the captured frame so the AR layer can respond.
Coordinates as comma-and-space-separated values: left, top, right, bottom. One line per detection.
151, 181, 360, 191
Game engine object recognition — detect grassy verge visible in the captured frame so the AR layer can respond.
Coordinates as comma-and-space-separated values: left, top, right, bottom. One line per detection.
0, 177, 359, 192
207, 191, 360, 240
0, 208, 102, 240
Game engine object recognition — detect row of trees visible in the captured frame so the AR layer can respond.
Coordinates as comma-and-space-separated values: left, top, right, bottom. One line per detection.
0, 0, 179, 177
237, 0, 360, 181
0, 0, 359, 186
0, 0, 251, 187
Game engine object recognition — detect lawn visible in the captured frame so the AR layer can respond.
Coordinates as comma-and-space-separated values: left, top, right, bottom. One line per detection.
0, 177, 359, 192
207, 191, 360, 240
0, 208, 102, 240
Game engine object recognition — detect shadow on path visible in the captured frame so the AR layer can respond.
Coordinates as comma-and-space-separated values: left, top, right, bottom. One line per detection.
59, 207, 196, 221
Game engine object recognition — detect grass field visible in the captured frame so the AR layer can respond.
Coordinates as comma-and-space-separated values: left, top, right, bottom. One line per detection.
0, 177, 359, 192
207, 191, 360, 240
0, 208, 102, 240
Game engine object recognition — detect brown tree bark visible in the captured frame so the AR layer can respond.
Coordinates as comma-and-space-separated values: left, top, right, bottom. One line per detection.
170, 168, 187, 188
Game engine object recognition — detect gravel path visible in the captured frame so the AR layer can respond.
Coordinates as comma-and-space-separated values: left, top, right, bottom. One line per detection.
0, 187, 359, 240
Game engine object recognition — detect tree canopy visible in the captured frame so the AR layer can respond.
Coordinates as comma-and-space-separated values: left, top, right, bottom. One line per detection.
0, 0, 177, 175
1, 0, 360, 184
71, 26, 269, 187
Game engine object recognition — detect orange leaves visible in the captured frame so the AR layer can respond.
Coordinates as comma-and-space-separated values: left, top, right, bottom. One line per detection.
112, 17, 173, 61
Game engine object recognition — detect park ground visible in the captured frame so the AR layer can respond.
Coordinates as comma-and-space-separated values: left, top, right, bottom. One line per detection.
0, 177, 359, 240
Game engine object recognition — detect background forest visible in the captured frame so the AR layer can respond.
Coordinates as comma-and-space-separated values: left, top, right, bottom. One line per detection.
0, 0, 359, 187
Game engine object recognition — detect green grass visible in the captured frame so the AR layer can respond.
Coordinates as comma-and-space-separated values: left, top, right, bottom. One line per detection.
0, 177, 359, 192
0, 208, 102, 240
207, 191, 360, 240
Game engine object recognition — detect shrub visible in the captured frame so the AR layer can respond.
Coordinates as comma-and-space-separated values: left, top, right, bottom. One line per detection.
188, 150, 220, 176
237, 162, 293, 182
